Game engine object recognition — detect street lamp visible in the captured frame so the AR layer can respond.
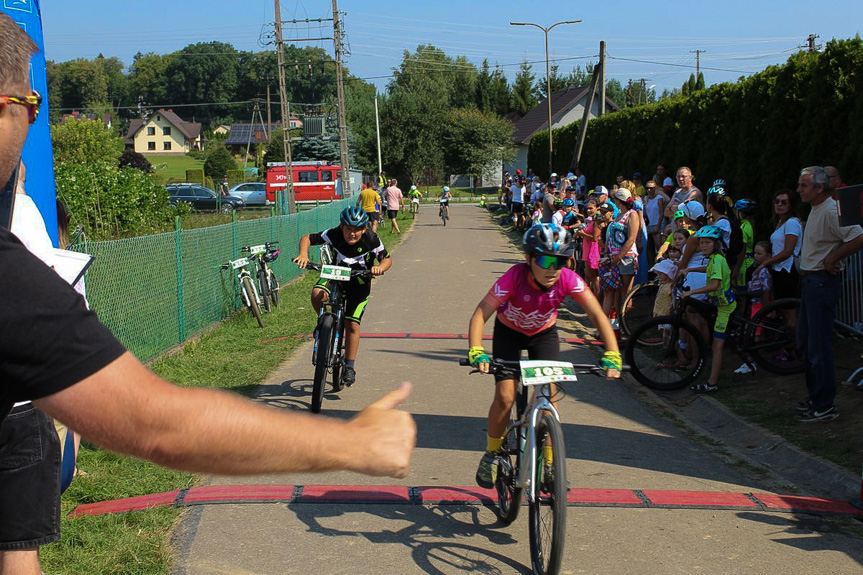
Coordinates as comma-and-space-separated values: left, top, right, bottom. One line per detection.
511, 19, 581, 177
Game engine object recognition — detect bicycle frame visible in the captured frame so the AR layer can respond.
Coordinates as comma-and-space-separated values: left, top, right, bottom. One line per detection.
513, 383, 562, 503
226, 257, 260, 307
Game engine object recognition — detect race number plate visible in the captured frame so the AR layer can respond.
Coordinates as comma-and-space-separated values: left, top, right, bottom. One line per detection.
320, 264, 352, 281
231, 257, 250, 270
520, 360, 577, 386
249, 244, 267, 255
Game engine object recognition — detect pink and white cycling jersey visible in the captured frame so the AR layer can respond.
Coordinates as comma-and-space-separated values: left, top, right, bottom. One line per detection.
482, 263, 587, 336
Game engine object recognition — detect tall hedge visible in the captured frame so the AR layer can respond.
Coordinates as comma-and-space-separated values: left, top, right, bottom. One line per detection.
530, 37, 863, 223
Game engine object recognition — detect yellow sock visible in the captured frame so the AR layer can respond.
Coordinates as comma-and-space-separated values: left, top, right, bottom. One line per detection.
486, 436, 504, 454
544, 445, 553, 466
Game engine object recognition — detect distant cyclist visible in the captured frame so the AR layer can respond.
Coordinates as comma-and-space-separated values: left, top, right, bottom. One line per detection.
466, 224, 621, 488
408, 185, 422, 215
439, 186, 452, 220
292, 207, 392, 386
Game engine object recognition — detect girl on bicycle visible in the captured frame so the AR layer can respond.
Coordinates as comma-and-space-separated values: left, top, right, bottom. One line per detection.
466, 224, 622, 488
678, 225, 737, 393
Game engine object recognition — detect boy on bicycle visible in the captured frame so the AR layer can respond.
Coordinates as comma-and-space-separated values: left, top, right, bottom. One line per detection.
292, 207, 391, 386
466, 224, 622, 488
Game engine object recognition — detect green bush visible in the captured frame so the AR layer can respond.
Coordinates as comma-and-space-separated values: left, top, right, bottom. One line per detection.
55, 161, 186, 239
226, 169, 246, 186
185, 168, 204, 184
51, 118, 124, 166
203, 145, 237, 179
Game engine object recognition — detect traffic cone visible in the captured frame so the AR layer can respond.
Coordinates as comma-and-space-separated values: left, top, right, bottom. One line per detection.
609, 307, 621, 341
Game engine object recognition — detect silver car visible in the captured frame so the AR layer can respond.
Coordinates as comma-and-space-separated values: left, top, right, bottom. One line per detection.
228, 182, 268, 206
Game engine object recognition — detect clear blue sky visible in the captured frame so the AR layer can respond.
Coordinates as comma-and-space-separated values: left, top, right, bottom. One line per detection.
41, 0, 863, 94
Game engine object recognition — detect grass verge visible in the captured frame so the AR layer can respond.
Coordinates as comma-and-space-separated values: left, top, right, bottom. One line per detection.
40, 212, 414, 575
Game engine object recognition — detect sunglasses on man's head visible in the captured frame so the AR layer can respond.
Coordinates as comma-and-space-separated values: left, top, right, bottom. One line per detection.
534, 254, 568, 270
0, 91, 41, 124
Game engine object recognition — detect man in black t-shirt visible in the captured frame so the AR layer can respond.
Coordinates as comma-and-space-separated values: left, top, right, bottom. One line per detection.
0, 15, 414, 568
292, 206, 392, 385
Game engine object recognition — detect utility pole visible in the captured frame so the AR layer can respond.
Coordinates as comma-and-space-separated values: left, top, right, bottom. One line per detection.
690, 48, 705, 78
802, 34, 821, 52
264, 76, 272, 141
273, 0, 296, 214
599, 40, 606, 116
374, 94, 382, 177
332, 0, 352, 198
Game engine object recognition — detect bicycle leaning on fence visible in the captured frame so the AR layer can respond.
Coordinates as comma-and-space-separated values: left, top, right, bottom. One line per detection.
220, 255, 266, 328
300, 246, 376, 413
242, 241, 281, 312
624, 277, 804, 390
459, 357, 616, 575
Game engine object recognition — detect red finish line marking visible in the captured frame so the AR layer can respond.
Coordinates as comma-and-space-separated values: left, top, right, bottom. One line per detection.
260, 333, 600, 345
69, 486, 863, 519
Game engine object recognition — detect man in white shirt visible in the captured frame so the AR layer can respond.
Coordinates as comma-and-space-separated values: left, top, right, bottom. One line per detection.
795, 166, 863, 423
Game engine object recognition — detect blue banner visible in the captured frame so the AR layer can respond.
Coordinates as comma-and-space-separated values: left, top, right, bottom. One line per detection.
2, 0, 58, 246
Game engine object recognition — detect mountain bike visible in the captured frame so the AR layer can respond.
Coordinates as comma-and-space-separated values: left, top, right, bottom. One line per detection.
624, 283, 803, 390
460, 357, 614, 575
439, 198, 449, 226
302, 249, 374, 413
619, 278, 660, 341
242, 242, 281, 312
220, 256, 264, 328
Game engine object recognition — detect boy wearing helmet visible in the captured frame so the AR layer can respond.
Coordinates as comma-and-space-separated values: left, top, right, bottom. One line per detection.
678, 225, 737, 393
466, 224, 621, 488
408, 185, 422, 216
439, 186, 452, 220
293, 207, 392, 386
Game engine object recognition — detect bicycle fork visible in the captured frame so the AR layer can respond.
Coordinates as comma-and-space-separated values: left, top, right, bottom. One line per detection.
517, 395, 561, 504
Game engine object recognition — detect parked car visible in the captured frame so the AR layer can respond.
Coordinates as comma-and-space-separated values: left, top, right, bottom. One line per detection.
228, 182, 268, 206
166, 184, 245, 213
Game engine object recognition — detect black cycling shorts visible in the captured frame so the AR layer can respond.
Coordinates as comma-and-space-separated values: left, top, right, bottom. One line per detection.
314, 278, 373, 324
0, 404, 61, 550
491, 318, 560, 382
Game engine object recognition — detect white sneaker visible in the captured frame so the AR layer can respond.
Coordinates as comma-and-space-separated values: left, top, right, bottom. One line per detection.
734, 363, 756, 374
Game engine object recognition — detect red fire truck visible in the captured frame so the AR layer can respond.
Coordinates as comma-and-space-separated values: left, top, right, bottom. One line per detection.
266, 161, 344, 204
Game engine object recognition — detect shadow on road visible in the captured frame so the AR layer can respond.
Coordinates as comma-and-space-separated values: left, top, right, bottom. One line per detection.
735, 512, 863, 565
289, 502, 529, 574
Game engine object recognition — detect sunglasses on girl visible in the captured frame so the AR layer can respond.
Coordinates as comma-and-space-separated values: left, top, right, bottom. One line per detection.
773, 198, 789, 205
534, 254, 568, 270
0, 91, 42, 125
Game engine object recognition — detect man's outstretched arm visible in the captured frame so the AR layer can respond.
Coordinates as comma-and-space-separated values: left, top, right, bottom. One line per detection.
34, 352, 415, 478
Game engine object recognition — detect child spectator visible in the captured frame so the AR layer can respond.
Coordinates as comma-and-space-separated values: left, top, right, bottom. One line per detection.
650, 258, 678, 320
733, 199, 758, 287
734, 241, 773, 374
679, 225, 737, 393
576, 199, 602, 295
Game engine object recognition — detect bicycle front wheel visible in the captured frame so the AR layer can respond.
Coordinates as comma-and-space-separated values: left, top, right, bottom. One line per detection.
529, 412, 567, 575
331, 321, 345, 393
257, 269, 271, 313
312, 314, 334, 413
241, 276, 264, 328
495, 426, 523, 525
625, 316, 707, 390
746, 298, 804, 375
620, 280, 659, 341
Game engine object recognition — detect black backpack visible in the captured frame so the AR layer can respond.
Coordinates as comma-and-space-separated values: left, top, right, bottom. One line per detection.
721, 216, 744, 267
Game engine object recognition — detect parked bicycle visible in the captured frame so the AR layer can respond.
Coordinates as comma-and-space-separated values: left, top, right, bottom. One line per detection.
220, 256, 265, 328
619, 278, 660, 340
242, 242, 281, 312
624, 279, 803, 390
459, 357, 616, 575
301, 246, 375, 413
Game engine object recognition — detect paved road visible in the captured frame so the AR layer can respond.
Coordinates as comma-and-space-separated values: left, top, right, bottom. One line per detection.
172, 204, 863, 574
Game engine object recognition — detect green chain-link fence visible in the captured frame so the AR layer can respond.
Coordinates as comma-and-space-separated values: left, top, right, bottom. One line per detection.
73, 200, 350, 361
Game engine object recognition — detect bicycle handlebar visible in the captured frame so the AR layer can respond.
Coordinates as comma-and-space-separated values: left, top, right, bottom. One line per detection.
301, 261, 377, 278
458, 357, 627, 378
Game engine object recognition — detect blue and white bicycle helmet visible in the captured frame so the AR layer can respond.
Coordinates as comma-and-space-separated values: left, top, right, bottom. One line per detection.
562, 198, 575, 207
694, 225, 723, 240
340, 206, 369, 228
707, 185, 726, 196
733, 198, 757, 213
713, 178, 727, 187
442, 186, 450, 193
523, 224, 574, 257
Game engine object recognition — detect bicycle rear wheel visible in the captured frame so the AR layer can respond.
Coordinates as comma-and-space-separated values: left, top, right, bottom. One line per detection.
495, 426, 523, 525
312, 314, 334, 413
257, 269, 271, 313
529, 412, 567, 575
620, 280, 659, 341
268, 269, 281, 307
241, 276, 264, 328
625, 316, 707, 390
746, 298, 804, 375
